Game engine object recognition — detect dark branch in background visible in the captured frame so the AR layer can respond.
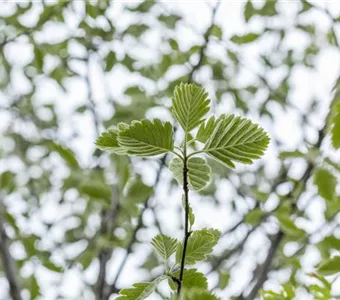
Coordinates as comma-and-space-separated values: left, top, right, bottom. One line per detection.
188, 1, 221, 83
0, 199, 23, 300
0, 1, 70, 50
83, 55, 121, 300
109, 154, 167, 294
236, 102, 331, 300
243, 231, 284, 300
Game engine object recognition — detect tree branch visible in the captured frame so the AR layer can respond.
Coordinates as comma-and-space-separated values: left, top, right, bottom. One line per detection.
109, 154, 167, 296
0, 199, 23, 300
188, 1, 221, 83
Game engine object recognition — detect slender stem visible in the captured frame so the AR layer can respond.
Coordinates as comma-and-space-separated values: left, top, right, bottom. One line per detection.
177, 135, 190, 296
174, 146, 185, 156
171, 150, 184, 161
187, 150, 204, 159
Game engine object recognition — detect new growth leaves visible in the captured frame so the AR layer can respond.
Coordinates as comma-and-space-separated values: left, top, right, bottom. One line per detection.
95, 82, 269, 300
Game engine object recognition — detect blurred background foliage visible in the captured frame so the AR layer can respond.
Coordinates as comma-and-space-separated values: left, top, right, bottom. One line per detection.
0, 0, 340, 299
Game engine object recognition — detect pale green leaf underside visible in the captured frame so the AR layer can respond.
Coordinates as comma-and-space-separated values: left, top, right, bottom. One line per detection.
196, 116, 218, 143
116, 275, 167, 300
95, 129, 126, 155
171, 83, 210, 133
203, 114, 270, 168
118, 119, 174, 157
169, 157, 211, 191
176, 228, 221, 265
151, 234, 179, 261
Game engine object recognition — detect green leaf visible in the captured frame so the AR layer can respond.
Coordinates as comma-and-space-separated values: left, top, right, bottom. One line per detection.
230, 33, 259, 44
218, 271, 230, 290
314, 168, 337, 202
151, 234, 179, 261
244, 0, 255, 22
279, 150, 305, 159
176, 228, 221, 265
188, 205, 195, 228
203, 114, 270, 168
118, 119, 174, 157
47, 141, 79, 168
124, 177, 153, 203
105, 51, 117, 72
196, 116, 218, 143
245, 209, 264, 225
210, 24, 223, 39
0, 171, 16, 193
276, 215, 304, 238
317, 256, 340, 276
79, 180, 111, 203
158, 14, 181, 29
95, 129, 127, 155
27, 276, 40, 299
171, 83, 210, 133
180, 288, 220, 300
42, 261, 63, 273
128, 0, 155, 13
116, 275, 167, 300
331, 109, 340, 149
169, 269, 207, 290
169, 157, 211, 191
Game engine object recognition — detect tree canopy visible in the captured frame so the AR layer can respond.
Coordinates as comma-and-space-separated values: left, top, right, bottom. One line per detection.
0, 1, 340, 300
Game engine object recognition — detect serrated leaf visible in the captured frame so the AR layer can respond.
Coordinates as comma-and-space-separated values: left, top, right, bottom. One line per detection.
203, 114, 269, 168
95, 129, 127, 155
171, 83, 210, 133
176, 228, 221, 265
314, 168, 337, 202
196, 116, 218, 143
169, 157, 211, 191
116, 275, 167, 300
169, 269, 207, 290
151, 234, 179, 261
117, 119, 174, 157
317, 256, 340, 276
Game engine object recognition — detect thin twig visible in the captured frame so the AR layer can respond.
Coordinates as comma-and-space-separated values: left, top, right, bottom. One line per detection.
188, 1, 221, 83
109, 154, 167, 294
